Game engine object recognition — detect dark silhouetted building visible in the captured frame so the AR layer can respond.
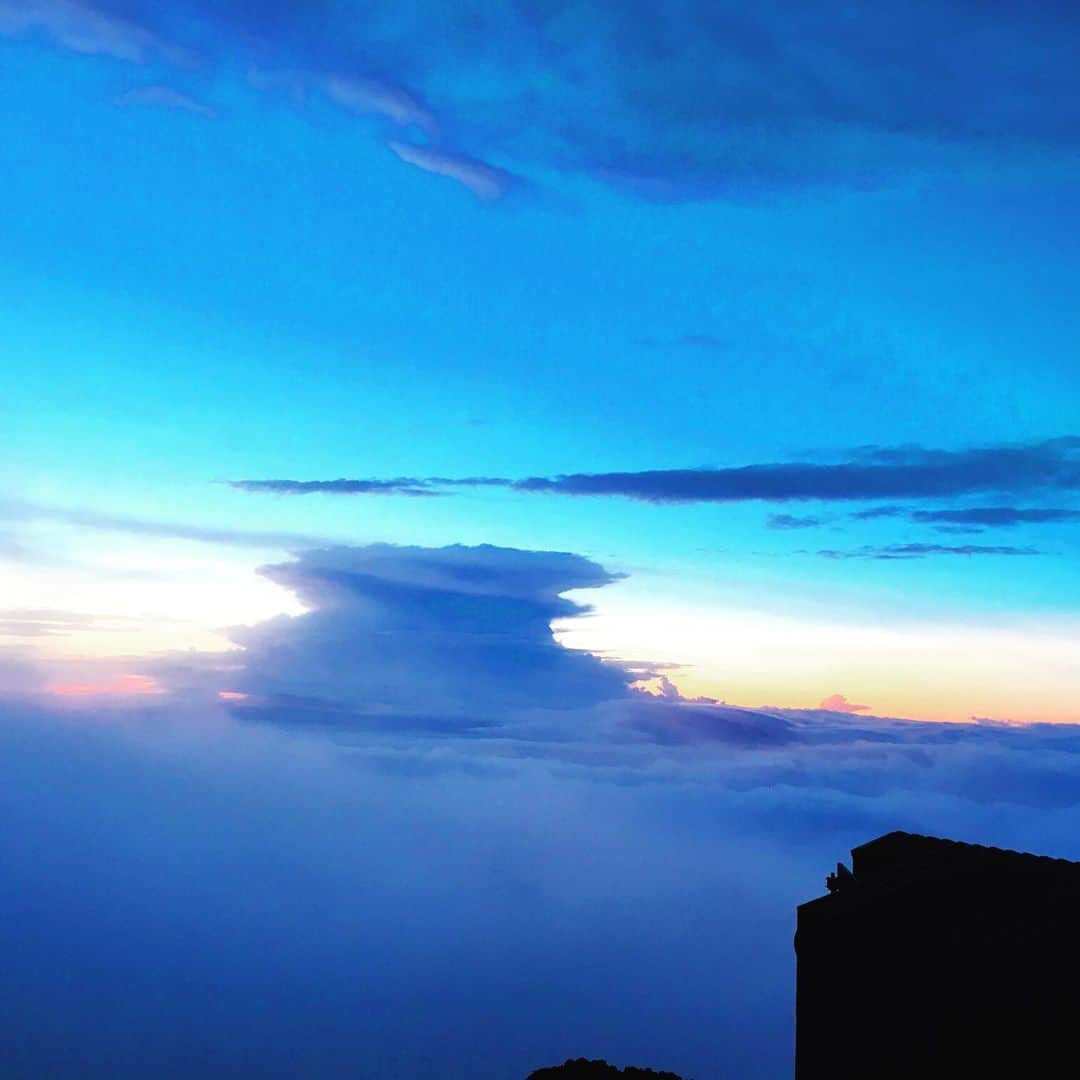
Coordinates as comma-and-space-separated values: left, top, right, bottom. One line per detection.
795, 831, 1080, 1078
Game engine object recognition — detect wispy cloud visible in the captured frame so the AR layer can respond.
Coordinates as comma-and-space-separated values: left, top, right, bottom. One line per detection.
388, 141, 518, 200
114, 84, 217, 118
320, 73, 434, 131
0, 0, 186, 63
0, 609, 130, 638
9, 2, 1080, 199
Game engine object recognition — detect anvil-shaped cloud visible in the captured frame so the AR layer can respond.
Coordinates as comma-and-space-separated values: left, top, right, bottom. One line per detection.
225, 544, 631, 726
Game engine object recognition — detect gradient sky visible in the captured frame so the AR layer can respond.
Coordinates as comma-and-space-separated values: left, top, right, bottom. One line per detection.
3, 4, 1080, 1078
4, 1, 1080, 724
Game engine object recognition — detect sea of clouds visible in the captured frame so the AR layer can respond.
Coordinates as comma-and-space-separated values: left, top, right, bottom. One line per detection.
3, 542, 1080, 1077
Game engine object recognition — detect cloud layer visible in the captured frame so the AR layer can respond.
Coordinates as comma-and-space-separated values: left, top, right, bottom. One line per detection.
6, 537, 1080, 1076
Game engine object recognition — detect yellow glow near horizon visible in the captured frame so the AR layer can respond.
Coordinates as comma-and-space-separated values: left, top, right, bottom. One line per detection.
556, 600, 1080, 725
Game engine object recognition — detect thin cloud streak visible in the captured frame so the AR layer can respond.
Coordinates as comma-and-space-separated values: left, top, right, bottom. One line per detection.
817, 543, 1041, 560
115, 85, 217, 118
227, 478, 441, 497
910, 507, 1080, 527
0, 499, 330, 550
388, 141, 518, 200
852, 506, 1080, 528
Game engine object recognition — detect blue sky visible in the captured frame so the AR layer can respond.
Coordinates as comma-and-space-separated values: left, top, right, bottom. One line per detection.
2, 3, 1080, 1076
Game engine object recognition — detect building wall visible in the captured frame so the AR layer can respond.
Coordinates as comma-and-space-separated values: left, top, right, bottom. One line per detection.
794, 835, 1080, 1079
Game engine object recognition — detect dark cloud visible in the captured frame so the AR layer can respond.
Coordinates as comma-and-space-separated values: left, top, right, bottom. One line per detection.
239, 438, 1080, 507
852, 505, 1080, 531
850, 506, 908, 520
7, 2, 1080, 198
514, 438, 1080, 503
767, 514, 823, 530
911, 507, 1080, 527
817, 543, 1041, 560
619, 698, 795, 748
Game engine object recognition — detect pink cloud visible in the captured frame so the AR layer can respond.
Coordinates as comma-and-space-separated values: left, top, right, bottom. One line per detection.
819, 693, 871, 714
50, 673, 162, 698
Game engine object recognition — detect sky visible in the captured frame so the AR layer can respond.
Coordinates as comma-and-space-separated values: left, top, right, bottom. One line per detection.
2, 3, 1080, 1077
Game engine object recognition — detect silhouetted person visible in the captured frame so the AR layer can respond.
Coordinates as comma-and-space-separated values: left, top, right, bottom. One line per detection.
795, 832, 1080, 1079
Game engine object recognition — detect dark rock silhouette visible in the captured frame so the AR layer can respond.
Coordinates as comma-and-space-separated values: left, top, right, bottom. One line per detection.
527, 1059, 685, 1079
795, 831, 1080, 1079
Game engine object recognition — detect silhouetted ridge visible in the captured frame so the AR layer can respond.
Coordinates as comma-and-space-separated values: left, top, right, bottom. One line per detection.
527, 1059, 685, 1079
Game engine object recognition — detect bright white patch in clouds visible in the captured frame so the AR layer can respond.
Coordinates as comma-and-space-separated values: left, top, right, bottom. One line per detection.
0, 541, 304, 659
